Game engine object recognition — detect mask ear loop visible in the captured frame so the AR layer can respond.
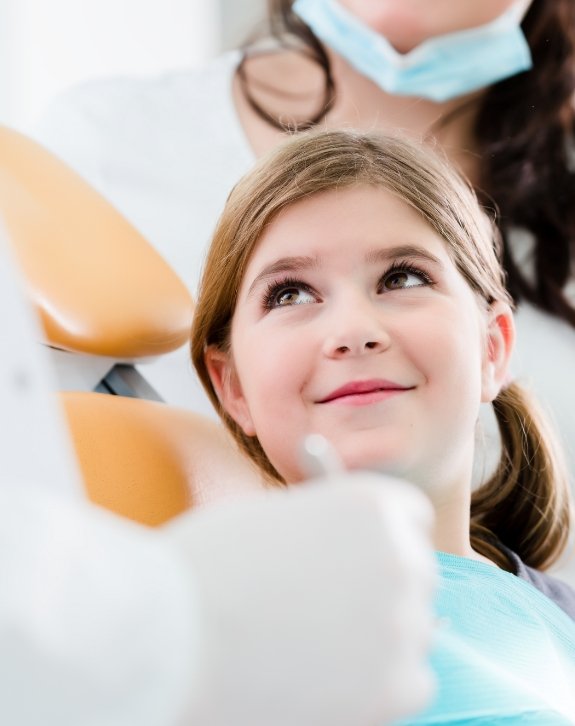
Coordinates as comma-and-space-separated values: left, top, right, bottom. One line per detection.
236, 46, 336, 132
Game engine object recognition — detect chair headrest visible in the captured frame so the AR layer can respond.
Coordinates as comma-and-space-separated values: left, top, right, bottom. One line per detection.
0, 125, 194, 359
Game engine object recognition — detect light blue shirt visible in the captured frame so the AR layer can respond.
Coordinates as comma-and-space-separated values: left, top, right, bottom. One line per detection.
399, 553, 575, 724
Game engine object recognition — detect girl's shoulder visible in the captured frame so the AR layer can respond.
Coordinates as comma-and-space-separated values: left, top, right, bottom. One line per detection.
505, 548, 575, 622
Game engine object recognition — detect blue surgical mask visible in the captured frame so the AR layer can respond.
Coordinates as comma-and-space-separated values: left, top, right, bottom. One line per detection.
292, 0, 533, 102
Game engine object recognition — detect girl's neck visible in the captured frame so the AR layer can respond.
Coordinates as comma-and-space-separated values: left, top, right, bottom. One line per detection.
430, 490, 499, 568
410, 449, 498, 567
432, 498, 476, 560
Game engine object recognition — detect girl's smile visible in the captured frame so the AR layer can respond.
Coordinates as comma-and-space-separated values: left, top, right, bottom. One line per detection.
316, 378, 415, 406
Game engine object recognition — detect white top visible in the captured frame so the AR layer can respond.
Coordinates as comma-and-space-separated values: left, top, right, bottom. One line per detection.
30, 52, 575, 581
31, 51, 253, 297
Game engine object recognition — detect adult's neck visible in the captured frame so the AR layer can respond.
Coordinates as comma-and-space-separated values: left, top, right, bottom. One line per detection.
233, 46, 485, 184
323, 50, 484, 184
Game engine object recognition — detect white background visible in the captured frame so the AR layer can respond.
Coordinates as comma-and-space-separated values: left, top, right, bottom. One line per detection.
0, 0, 266, 130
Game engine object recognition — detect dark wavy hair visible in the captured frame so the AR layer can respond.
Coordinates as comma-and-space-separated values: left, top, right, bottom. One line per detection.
238, 0, 575, 325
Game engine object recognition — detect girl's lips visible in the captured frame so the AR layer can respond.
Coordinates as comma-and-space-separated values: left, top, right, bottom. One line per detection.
318, 379, 414, 405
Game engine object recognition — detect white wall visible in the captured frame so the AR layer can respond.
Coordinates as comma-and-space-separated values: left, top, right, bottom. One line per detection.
0, 0, 241, 129
219, 0, 267, 49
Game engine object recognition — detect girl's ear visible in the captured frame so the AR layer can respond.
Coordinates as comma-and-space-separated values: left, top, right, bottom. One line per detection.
205, 346, 256, 436
481, 301, 515, 403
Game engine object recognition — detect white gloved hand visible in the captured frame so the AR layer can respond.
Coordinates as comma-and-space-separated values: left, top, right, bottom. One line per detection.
0, 487, 200, 726
0, 476, 435, 726
166, 474, 437, 726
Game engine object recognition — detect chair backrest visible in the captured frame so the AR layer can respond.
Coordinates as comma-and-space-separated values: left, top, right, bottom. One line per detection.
61, 391, 266, 526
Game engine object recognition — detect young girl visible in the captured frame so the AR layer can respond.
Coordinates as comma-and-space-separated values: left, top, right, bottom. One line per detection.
191, 129, 575, 722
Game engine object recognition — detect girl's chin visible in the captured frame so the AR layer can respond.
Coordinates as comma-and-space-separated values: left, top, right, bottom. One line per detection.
273, 437, 413, 483
344, 457, 401, 477
338, 444, 406, 474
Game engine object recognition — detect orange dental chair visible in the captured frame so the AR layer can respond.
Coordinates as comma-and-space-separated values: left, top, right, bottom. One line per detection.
0, 125, 264, 524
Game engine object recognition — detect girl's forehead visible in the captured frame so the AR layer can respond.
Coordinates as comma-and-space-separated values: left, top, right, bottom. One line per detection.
247, 184, 446, 263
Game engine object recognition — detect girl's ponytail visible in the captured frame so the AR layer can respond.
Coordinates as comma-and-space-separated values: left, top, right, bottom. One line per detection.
471, 382, 572, 570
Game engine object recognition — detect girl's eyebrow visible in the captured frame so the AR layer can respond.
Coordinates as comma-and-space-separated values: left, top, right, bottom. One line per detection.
246, 245, 444, 298
365, 245, 444, 268
247, 255, 319, 298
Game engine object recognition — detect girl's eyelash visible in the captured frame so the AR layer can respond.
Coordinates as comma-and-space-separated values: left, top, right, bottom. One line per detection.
383, 260, 434, 286
262, 276, 315, 310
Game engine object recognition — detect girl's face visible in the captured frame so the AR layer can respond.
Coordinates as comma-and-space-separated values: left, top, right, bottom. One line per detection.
337, 1, 531, 53
207, 186, 513, 493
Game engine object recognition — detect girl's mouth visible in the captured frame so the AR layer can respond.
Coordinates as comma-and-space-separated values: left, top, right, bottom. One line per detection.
318, 379, 414, 405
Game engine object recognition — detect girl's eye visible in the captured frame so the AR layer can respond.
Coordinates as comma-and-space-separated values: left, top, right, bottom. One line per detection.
264, 280, 317, 309
380, 265, 432, 292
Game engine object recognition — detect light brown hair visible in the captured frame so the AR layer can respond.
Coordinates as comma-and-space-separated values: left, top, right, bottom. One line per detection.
191, 129, 572, 571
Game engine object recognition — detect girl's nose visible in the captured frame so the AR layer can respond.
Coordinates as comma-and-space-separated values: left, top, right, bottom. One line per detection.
322, 303, 391, 359
326, 338, 388, 358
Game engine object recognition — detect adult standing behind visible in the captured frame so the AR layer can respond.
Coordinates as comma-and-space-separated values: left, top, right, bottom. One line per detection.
30, 0, 575, 562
